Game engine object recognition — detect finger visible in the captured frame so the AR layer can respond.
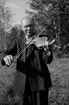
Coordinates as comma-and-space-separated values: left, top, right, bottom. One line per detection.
9, 55, 13, 61
44, 41, 48, 46
6, 56, 11, 65
4, 56, 11, 65
7, 55, 13, 65
4, 57, 9, 65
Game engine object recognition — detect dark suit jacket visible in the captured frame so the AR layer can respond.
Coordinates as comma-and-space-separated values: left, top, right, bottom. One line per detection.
1, 31, 53, 94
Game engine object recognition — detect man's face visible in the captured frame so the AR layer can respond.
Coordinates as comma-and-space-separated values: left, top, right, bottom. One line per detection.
21, 18, 35, 38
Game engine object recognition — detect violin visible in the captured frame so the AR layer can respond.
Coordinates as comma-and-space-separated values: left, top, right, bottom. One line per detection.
26, 36, 55, 49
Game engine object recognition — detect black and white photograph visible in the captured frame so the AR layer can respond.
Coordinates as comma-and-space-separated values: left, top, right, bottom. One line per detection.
0, 0, 69, 105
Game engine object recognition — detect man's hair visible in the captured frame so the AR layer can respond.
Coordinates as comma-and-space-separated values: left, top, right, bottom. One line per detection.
20, 15, 35, 25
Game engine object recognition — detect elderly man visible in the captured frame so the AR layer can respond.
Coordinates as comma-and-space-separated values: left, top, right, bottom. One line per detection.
1, 16, 53, 105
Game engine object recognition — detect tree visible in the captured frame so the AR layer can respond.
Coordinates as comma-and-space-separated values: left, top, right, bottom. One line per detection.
6, 23, 22, 50
0, 0, 12, 50
26, 0, 59, 35
26, 0, 69, 56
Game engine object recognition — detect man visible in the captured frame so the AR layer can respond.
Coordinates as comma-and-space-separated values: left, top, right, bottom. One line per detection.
1, 16, 53, 105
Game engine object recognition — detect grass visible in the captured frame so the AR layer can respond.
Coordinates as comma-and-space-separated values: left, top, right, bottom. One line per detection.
0, 54, 69, 104
0, 62, 20, 105
48, 55, 69, 105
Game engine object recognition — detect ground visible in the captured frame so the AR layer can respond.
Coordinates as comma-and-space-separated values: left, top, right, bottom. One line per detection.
48, 55, 69, 105
0, 54, 69, 104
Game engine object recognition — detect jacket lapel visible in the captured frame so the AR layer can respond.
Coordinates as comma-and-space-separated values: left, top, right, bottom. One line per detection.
26, 45, 33, 58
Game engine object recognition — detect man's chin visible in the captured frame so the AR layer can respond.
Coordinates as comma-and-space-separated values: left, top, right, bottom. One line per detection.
26, 34, 33, 38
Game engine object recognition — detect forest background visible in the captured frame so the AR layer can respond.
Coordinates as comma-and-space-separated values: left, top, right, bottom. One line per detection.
0, 0, 69, 105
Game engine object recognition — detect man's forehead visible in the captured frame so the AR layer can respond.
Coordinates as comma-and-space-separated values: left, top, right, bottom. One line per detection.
21, 17, 34, 26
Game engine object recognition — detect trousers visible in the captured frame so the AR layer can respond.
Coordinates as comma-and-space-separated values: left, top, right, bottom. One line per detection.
23, 78, 48, 105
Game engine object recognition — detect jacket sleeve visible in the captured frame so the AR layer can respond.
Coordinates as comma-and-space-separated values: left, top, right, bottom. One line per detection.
42, 47, 53, 64
33, 44, 53, 64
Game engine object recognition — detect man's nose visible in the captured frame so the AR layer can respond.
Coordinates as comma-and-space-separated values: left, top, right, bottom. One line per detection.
27, 26, 30, 30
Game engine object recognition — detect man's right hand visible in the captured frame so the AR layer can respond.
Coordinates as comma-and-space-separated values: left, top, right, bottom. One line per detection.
3, 55, 13, 66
